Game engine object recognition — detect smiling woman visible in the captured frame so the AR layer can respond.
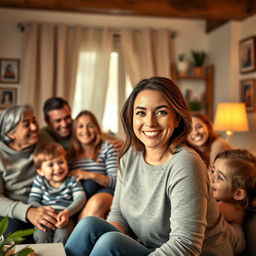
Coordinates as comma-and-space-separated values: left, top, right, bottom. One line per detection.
0, 105, 58, 243
65, 77, 235, 256
69, 110, 118, 220
7, 111, 39, 151
133, 89, 179, 165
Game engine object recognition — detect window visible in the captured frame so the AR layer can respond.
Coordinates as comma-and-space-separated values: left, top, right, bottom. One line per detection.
102, 52, 119, 134
72, 51, 96, 118
73, 48, 133, 137
73, 51, 121, 135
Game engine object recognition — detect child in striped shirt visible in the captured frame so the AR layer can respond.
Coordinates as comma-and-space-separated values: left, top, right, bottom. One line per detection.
28, 143, 86, 244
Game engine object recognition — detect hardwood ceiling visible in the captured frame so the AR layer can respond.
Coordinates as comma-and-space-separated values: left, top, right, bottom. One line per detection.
0, 0, 256, 33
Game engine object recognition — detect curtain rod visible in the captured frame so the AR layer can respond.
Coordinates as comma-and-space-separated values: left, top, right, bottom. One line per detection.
17, 22, 177, 38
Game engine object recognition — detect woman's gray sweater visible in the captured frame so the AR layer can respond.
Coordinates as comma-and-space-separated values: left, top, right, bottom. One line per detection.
107, 146, 233, 255
0, 140, 36, 222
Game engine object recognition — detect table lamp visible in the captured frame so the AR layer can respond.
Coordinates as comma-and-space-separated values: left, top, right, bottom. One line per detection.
213, 102, 249, 139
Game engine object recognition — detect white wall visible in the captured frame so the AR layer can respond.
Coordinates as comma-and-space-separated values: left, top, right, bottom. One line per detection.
208, 16, 256, 154
0, 7, 207, 109
236, 15, 256, 154
0, 7, 207, 62
208, 23, 233, 106
0, 7, 255, 153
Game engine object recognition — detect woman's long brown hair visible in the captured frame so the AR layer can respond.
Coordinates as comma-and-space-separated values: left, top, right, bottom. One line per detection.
119, 77, 209, 167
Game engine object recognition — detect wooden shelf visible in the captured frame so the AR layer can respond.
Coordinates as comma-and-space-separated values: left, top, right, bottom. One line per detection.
177, 75, 205, 80
171, 63, 214, 120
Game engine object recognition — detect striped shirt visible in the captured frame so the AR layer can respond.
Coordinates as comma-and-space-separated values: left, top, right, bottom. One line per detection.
71, 141, 118, 189
28, 175, 86, 215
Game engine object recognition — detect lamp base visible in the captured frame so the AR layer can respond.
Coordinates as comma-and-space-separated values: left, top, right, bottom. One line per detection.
225, 130, 234, 142
226, 130, 233, 136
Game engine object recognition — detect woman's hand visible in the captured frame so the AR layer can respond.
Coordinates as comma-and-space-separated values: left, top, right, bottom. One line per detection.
69, 169, 92, 182
26, 206, 57, 232
56, 209, 70, 228
70, 169, 110, 187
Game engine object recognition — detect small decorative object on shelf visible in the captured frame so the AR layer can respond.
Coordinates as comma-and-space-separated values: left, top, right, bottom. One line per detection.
0, 216, 35, 256
191, 50, 206, 76
177, 54, 190, 76
170, 64, 214, 120
188, 98, 202, 112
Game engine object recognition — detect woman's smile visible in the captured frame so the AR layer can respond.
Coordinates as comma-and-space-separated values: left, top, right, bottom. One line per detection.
143, 130, 162, 137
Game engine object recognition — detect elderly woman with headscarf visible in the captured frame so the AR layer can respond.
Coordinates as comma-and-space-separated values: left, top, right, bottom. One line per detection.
0, 105, 57, 242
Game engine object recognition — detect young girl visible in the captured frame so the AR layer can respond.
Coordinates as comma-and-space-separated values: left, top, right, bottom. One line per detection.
188, 112, 232, 164
210, 149, 256, 253
69, 110, 118, 220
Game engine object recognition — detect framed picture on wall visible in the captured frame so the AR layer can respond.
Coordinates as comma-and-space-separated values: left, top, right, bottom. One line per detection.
0, 59, 20, 83
240, 78, 256, 112
0, 87, 17, 109
239, 36, 256, 73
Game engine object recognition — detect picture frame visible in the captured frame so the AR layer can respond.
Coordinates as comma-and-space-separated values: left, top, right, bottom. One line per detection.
239, 36, 256, 73
240, 78, 256, 112
0, 87, 17, 109
0, 59, 20, 83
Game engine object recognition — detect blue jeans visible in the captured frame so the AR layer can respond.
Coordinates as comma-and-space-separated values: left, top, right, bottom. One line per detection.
65, 216, 151, 256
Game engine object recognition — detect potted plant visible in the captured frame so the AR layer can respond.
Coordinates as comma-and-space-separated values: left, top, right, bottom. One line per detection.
0, 216, 35, 256
191, 50, 206, 76
177, 53, 190, 76
188, 100, 202, 112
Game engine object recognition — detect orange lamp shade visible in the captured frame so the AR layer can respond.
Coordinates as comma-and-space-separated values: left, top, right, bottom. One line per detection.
213, 102, 249, 132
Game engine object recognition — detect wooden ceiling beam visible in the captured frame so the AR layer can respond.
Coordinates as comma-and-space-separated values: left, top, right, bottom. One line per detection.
206, 20, 228, 33
0, 0, 256, 31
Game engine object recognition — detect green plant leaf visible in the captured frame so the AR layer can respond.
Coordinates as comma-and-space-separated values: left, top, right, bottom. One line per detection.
15, 246, 34, 256
5, 237, 24, 244
2, 243, 15, 256
0, 217, 8, 236
0, 239, 8, 251
0, 217, 36, 255
191, 50, 206, 67
8, 229, 36, 241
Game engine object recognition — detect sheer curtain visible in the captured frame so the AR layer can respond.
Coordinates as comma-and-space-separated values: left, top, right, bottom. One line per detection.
72, 28, 113, 123
21, 22, 82, 125
120, 28, 172, 87
21, 24, 171, 130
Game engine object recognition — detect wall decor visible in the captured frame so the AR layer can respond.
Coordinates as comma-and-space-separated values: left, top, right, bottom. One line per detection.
240, 78, 256, 112
0, 87, 17, 109
0, 59, 20, 83
239, 36, 256, 73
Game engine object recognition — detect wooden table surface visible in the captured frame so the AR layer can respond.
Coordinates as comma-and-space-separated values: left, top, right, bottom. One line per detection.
15, 243, 66, 256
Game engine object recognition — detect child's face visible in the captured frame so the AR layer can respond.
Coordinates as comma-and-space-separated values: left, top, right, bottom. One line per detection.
210, 158, 233, 202
187, 117, 209, 148
37, 154, 68, 187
